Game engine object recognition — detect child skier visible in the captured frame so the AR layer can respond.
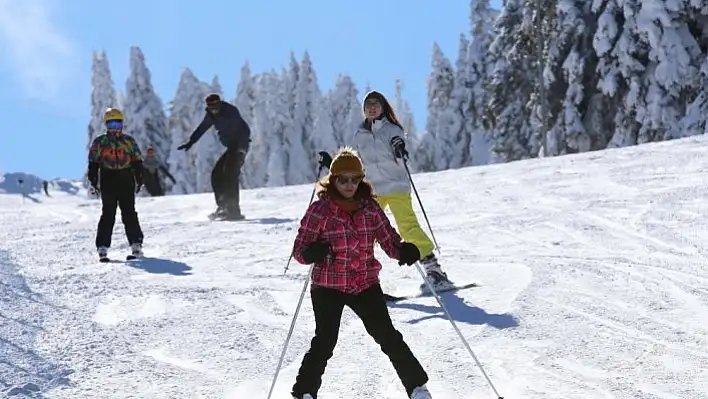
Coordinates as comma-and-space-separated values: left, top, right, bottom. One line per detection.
290, 148, 433, 399
142, 145, 176, 196
87, 107, 145, 261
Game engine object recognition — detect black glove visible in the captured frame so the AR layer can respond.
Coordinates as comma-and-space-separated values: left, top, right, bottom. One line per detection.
301, 240, 330, 264
177, 142, 193, 151
390, 136, 408, 160
398, 242, 420, 266
87, 162, 99, 187
317, 151, 332, 169
133, 164, 143, 192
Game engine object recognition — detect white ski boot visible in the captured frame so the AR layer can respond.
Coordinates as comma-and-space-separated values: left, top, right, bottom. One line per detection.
97, 247, 109, 262
419, 255, 454, 292
411, 385, 432, 399
128, 243, 143, 260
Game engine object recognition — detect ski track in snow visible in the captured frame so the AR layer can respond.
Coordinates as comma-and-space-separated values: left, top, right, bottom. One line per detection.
2, 136, 708, 397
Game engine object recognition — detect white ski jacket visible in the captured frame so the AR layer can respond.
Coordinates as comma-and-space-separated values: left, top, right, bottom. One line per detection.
351, 118, 411, 196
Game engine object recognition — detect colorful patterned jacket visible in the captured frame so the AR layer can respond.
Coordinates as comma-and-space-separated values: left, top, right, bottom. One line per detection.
292, 195, 403, 294
87, 133, 143, 186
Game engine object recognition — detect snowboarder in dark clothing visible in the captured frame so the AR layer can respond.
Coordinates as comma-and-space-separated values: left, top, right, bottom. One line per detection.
177, 93, 250, 220
87, 107, 145, 261
42, 181, 49, 196
142, 145, 176, 196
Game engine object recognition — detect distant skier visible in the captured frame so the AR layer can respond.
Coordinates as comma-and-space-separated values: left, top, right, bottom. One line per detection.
290, 148, 432, 399
42, 181, 49, 196
142, 145, 176, 196
177, 93, 250, 220
317, 90, 452, 292
87, 107, 145, 261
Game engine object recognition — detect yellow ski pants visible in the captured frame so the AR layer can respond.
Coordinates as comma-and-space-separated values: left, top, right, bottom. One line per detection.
376, 191, 434, 259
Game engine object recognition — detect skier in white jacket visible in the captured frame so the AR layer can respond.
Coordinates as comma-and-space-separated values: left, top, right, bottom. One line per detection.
318, 90, 452, 291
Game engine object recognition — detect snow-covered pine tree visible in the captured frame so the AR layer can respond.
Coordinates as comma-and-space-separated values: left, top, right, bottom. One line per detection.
394, 79, 421, 171
234, 61, 256, 129
285, 52, 300, 119
116, 90, 126, 111
416, 43, 455, 171
310, 81, 338, 167
447, 34, 472, 169
328, 74, 361, 146
595, 0, 707, 146
312, 92, 337, 171
123, 46, 172, 190
194, 76, 223, 193
245, 72, 277, 187
166, 68, 205, 194
289, 51, 318, 184
679, 41, 708, 136
634, 0, 705, 142
540, 0, 613, 155
467, 0, 498, 165
87, 50, 118, 185
483, 0, 538, 162
235, 62, 259, 188
266, 71, 290, 187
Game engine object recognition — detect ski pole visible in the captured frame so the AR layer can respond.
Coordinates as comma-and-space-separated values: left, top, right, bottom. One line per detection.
267, 263, 314, 399
413, 262, 504, 399
283, 165, 324, 274
401, 158, 440, 252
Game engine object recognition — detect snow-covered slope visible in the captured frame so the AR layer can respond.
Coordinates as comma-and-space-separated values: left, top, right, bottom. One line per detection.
3, 136, 708, 398
0, 172, 83, 197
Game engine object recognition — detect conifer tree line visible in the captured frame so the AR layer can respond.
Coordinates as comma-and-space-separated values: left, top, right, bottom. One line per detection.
88, 47, 416, 192
88, 0, 708, 193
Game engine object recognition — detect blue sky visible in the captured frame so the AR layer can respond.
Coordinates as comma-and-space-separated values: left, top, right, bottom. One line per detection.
0, 0, 499, 180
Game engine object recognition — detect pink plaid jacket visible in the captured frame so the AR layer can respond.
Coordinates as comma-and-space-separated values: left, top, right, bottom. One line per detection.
292, 196, 403, 294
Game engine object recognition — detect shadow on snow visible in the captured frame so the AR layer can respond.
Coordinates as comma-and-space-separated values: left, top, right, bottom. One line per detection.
126, 257, 193, 276
388, 291, 519, 329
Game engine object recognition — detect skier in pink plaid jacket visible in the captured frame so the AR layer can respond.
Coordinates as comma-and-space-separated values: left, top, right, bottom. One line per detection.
290, 147, 433, 399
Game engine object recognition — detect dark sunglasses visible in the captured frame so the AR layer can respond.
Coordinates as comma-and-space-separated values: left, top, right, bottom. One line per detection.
334, 175, 363, 185
105, 120, 123, 130
365, 100, 381, 107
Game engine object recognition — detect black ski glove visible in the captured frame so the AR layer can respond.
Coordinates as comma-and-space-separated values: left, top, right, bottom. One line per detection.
390, 136, 408, 160
133, 162, 144, 188
317, 151, 332, 169
87, 162, 99, 187
301, 240, 330, 264
177, 141, 193, 151
398, 242, 420, 266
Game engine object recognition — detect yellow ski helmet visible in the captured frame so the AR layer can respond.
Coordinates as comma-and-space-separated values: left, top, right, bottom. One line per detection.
104, 107, 124, 122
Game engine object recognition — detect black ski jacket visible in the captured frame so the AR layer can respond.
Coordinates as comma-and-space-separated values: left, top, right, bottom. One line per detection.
187, 102, 251, 150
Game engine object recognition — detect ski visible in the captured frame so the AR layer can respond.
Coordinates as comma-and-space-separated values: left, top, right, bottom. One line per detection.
383, 282, 479, 302
98, 257, 124, 264
208, 214, 246, 222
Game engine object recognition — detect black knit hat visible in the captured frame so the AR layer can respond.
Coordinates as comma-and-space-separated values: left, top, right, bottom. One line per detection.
205, 93, 221, 105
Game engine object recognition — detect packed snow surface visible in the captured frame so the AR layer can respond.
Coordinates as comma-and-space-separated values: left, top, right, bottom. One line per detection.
2, 136, 708, 398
